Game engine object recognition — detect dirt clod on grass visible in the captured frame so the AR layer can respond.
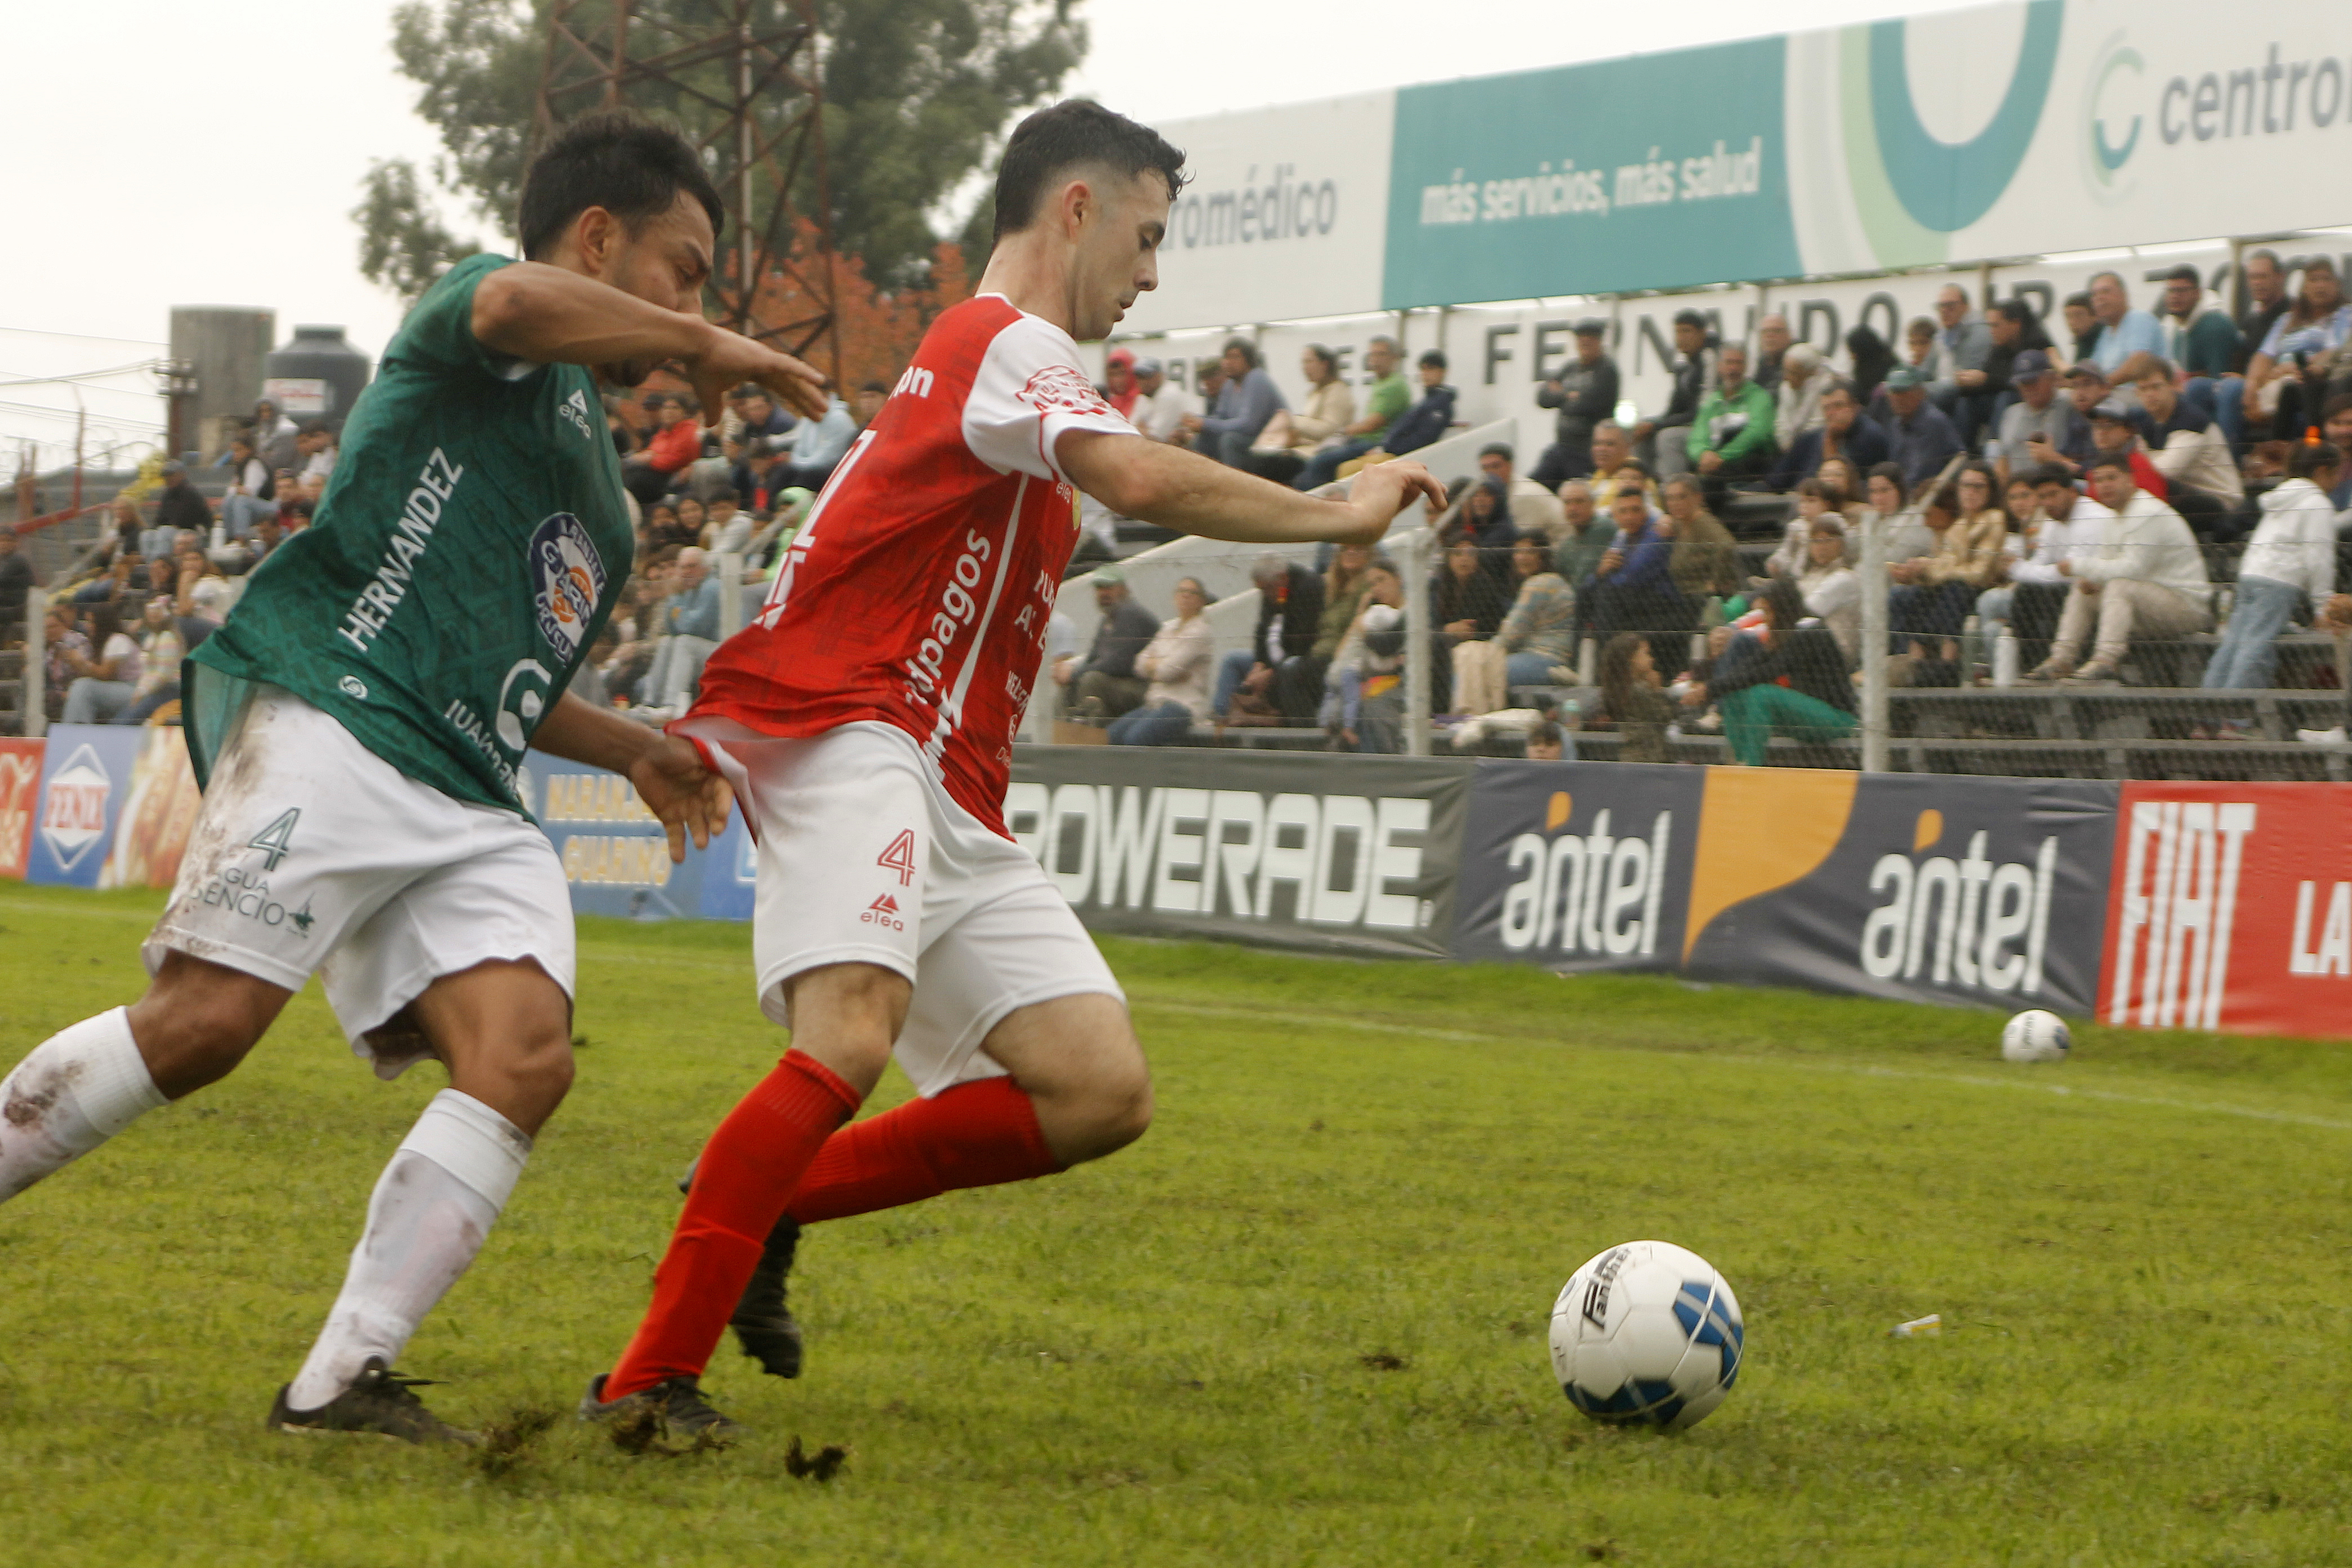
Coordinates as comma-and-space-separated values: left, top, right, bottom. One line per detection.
470, 1407, 560, 1477
1358, 1352, 1408, 1371
785, 1436, 850, 1481
605, 1406, 732, 1459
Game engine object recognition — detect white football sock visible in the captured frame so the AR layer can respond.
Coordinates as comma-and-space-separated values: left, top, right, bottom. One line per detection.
0, 1008, 168, 1202
285, 1089, 531, 1411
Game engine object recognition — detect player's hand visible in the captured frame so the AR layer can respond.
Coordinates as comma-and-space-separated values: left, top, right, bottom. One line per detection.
629, 736, 735, 863
686, 322, 828, 425
1337, 459, 1446, 545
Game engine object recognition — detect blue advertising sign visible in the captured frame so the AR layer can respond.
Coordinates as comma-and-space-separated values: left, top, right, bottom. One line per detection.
24, 726, 150, 889
522, 752, 754, 921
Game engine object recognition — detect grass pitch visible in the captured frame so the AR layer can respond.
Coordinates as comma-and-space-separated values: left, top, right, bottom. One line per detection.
3, 884, 2351, 1566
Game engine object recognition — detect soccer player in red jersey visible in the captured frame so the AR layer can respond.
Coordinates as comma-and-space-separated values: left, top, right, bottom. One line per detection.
583, 100, 1444, 1433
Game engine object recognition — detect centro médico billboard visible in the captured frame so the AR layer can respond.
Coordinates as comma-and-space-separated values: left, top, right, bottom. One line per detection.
1121, 0, 2352, 335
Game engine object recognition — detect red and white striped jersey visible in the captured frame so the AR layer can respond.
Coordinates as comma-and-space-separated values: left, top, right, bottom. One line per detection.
685, 294, 1139, 832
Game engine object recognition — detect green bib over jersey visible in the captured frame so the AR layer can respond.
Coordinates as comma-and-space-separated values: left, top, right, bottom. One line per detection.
189, 253, 633, 814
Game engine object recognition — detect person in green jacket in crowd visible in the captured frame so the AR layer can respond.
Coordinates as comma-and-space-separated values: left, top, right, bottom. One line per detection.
1687, 342, 1779, 506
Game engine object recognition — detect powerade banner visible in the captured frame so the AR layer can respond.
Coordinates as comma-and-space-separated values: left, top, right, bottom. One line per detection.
1132, 0, 2352, 331
2099, 782, 2352, 1039
523, 752, 754, 921
1006, 746, 1472, 959
1455, 764, 2116, 1014
0, 738, 40, 881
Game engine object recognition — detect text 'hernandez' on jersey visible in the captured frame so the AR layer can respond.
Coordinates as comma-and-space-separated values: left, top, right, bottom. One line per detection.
187, 254, 633, 816
687, 295, 1141, 832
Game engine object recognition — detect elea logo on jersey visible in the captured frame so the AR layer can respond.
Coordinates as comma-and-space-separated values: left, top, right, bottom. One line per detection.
38, 744, 111, 871
529, 513, 606, 661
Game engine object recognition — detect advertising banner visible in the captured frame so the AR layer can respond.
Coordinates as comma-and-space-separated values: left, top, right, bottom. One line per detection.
1132, 0, 2352, 332
1006, 745, 1472, 958
1677, 770, 2117, 1014
524, 752, 755, 922
1455, 764, 2115, 1013
0, 738, 40, 881
2099, 781, 2352, 1038
1453, 761, 1704, 974
97, 727, 203, 891
24, 725, 150, 889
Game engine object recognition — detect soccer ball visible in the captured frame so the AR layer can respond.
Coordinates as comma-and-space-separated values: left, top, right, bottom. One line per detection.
2001, 1009, 2072, 1063
1548, 1240, 1743, 1430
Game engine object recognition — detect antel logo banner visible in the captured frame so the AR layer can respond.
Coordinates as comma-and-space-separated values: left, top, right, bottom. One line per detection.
0, 738, 42, 881
1454, 762, 1703, 973
2100, 782, 2352, 1039
24, 727, 146, 890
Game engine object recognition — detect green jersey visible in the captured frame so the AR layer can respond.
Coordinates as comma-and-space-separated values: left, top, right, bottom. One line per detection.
190, 254, 632, 814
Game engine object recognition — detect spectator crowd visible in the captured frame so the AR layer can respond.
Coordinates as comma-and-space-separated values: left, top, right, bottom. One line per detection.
13, 254, 2352, 767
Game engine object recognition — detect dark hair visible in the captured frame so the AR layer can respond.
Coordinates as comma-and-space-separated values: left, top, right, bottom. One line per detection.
1990, 298, 2034, 326
519, 110, 726, 261
2291, 442, 2344, 480
2165, 263, 2202, 286
1672, 308, 1708, 331
1528, 720, 1563, 748
297, 419, 332, 438
991, 99, 1187, 246
860, 379, 889, 394
1925, 482, 1961, 517
1599, 631, 1649, 716
1478, 442, 1513, 464
1865, 462, 1906, 504
1906, 315, 1937, 339
1760, 577, 1806, 630
2247, 247, 2281, 270
2029, 462, 2078, 489
1794, 477, 1831, 504
707, 488, 741, 505
2064, 291, 2093, 313
1820, 376, 1857, 404
2085, 452, 2133, 478
86, 600, 123, 645
1303, 344, 1337, 376
1419, 350, 1448, 371
1221, 336, 1260, 371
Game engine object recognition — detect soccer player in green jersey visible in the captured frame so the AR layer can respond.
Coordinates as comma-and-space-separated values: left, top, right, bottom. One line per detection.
0, 112, 825, 1443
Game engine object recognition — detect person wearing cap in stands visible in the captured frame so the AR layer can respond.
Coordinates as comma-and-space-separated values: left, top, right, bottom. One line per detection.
1062, 566, 1161, 723
1531, 319, 1620, 489
154, 460, 213, 540
1880, 366, 1961, 489
1992, 350, 2086, 487
1126, 355, 1189, 444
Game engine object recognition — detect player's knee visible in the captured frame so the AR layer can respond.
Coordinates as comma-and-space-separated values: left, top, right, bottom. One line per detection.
510, 1026, 576, 1108
127, 959, 278, 1098
1064, 1057, 1153, 1164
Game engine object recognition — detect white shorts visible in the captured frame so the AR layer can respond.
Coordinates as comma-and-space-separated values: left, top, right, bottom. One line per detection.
145, 685, 576, 1077
684, 719, 1122, 1097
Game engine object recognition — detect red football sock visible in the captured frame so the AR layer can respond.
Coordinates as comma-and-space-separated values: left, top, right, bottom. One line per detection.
604, 1049, 859, 1399
785, 1076, 1064, 1224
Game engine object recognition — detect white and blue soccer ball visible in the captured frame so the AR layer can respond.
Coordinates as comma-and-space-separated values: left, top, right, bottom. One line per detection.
2001, 1009, 2072, 1063
1548, 1240, 1743, 1430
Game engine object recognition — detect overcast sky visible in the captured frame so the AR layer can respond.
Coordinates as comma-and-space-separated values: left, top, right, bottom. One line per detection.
2, 0, 1981, 466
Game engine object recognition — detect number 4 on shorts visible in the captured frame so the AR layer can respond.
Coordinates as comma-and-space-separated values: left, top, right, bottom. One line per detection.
877, 828, 916, 887
249, 808, 300, 871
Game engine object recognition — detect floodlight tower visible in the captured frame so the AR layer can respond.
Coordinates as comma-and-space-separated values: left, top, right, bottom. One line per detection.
532, 0, 841, 382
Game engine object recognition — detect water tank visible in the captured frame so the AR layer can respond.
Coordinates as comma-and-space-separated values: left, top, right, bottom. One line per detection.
262, 325, 373, 433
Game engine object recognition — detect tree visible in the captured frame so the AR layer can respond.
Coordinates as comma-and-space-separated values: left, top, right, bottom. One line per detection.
354, 0, 1085, 305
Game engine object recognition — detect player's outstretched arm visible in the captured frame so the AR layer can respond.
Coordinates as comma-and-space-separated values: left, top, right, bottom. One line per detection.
530, 692, 733, 863
1057, 430, 1445, 549
471, 262, 827, 421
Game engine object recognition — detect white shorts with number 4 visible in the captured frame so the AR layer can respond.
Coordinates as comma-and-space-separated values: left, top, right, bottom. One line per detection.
145, 685, 576, 1077
683, 719, 1122, 1097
